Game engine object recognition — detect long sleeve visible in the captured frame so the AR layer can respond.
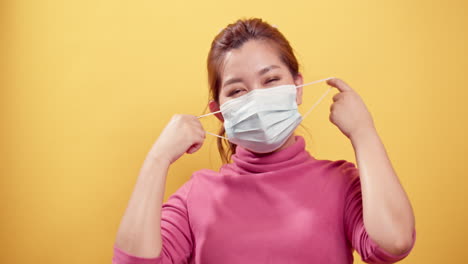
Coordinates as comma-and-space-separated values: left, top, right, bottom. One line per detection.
113, 178, 195, 264
343, 162, 416, 264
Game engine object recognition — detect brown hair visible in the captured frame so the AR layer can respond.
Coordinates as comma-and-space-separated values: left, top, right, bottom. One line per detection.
207, 17, 300, 163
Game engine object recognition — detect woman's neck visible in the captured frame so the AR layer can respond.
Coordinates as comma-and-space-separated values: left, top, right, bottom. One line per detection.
248, 133, 297, 155
274, 133, 297, 153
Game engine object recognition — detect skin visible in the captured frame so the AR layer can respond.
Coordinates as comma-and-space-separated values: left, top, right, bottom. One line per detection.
114, 39, 415, 258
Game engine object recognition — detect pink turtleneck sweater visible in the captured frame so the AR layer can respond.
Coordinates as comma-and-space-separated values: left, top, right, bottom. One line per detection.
113, 136, 416, 264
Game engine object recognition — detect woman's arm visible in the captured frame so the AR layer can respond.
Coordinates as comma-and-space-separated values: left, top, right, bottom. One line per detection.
114, 156, 169, 258
326, 78, 415, 255
114, 114, 206, 259
350, 126, 415, 255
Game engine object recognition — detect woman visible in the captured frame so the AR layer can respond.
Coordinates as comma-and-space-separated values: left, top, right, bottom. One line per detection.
113, 18, 416, 264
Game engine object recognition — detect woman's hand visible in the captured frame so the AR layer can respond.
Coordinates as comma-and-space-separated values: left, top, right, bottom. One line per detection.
148, 114, 206, 164
326, 78, 376, 140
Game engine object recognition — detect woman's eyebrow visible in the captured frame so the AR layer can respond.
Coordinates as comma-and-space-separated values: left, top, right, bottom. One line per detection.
258, 65, 280, 76
222, 77, 243, 88
222, 65, 281, 89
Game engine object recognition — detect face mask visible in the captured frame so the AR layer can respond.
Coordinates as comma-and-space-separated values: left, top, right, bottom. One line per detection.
198, 77, 334, 153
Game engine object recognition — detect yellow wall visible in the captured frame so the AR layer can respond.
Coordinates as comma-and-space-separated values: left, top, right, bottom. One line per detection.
2, 0, 467, 263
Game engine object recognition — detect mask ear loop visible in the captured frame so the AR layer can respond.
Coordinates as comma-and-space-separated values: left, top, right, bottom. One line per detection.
197, 110, 221, 118
295, 77, 335, 119
197, 110, 228, 139
301, 86, 333, 119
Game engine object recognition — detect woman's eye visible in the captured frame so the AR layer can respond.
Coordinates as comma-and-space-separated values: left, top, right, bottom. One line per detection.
266, 78, 280, 84
228, 89, 244, 97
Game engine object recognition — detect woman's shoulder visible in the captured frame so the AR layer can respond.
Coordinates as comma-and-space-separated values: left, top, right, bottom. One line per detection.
309, 156, 357, 171
166, 168, 222, 203
191, 167, 222, 179
188, 168, 227, 187
309, 157, 360, 184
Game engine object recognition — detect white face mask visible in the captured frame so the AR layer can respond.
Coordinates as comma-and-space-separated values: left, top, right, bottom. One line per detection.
198, 77, 334, 153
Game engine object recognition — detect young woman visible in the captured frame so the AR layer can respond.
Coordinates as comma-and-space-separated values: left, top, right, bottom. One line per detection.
113, 18, 416, 264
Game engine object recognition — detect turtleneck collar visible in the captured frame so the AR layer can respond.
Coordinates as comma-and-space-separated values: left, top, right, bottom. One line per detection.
227, 135, 315, 174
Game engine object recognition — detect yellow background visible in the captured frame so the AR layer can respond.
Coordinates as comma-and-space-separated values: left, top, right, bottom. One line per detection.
2, 0, 467, 263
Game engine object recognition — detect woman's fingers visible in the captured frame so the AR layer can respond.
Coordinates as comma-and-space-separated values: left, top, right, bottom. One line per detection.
327, 78, 353, 93
186, 133, 205, 154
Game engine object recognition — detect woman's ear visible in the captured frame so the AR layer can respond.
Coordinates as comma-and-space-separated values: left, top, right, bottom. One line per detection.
294, 73, 304, 105
209, 100, 224, 122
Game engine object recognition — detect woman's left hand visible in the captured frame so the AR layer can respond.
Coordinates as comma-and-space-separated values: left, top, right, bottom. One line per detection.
326, 78, 376, 140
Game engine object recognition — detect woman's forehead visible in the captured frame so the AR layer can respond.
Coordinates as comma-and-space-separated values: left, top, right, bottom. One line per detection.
221, 40, 284, 79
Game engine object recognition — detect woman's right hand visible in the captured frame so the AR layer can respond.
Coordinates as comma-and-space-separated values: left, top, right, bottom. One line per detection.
148, 114, 206, 165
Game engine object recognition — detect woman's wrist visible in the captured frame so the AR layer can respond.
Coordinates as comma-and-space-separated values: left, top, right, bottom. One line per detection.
146, 153, 171, 168
349, 125, 378, 147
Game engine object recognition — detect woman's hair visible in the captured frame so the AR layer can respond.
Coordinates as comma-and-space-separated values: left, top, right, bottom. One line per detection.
207, 17, 300, 163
